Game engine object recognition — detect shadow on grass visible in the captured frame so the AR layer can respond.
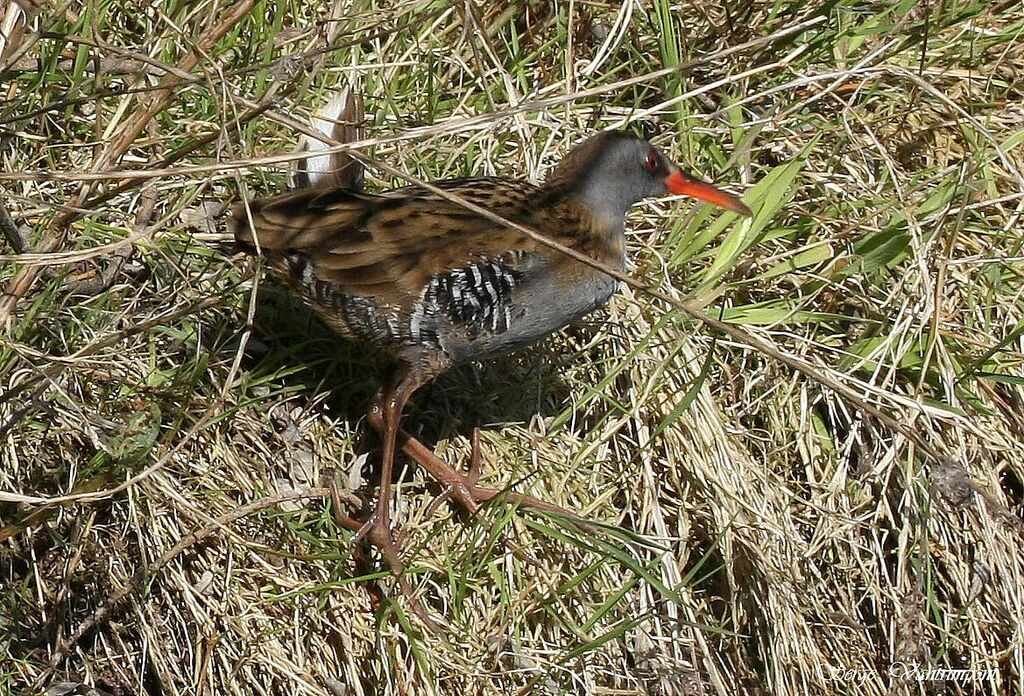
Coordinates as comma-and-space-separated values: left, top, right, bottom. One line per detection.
233, 282, 580, 486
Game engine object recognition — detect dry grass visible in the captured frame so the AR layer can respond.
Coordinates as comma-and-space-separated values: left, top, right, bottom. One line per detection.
2, 1, 1023, 695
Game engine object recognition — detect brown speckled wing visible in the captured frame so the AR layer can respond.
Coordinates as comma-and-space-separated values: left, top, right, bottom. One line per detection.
233, 178, 554, 299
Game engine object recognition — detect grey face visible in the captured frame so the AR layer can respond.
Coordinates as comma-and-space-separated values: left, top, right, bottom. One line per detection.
573, 137, 679, 220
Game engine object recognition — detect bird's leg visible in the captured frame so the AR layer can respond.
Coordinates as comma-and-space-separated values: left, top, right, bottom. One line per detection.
348, 362, 580, 610
338, 364, 450, 629
467, 426, 483, 481
358, 366, 572, 520
353, 365, 427, 548
416, 427, 544, 568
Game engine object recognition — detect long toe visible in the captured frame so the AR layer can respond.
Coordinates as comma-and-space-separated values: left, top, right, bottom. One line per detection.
398, 427, 581, 519
355, 518, 445, 631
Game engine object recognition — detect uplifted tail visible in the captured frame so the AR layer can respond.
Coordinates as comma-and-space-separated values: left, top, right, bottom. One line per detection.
290, 84, 365, 191
232, 85, 366, 255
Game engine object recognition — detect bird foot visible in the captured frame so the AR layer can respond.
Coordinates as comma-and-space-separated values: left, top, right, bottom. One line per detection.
324, 424, 583, 628
406, 430, 556, 569
350, 510, 381, 546
422, 427, 484, 520
400, 426, 577, 521
327, 479, 442, 631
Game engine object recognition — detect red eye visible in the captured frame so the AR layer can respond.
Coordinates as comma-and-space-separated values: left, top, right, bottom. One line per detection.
644, 152, 659, 172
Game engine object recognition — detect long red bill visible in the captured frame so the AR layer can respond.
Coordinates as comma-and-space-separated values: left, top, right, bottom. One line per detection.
665, 170, 752, 216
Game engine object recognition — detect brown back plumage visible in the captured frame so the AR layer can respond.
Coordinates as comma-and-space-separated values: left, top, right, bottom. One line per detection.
230, 129, 665, 314
231, 178, 557, 299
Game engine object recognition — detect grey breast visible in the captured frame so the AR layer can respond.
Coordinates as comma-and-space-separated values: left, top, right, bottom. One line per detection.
421, 253, 619, 364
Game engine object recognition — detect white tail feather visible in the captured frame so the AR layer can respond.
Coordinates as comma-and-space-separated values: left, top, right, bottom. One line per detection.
291, 84, 364, 191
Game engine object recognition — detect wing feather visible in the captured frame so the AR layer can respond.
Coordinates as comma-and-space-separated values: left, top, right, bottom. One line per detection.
232, 178, 547, 299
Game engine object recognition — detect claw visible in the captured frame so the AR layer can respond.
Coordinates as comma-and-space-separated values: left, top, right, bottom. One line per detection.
351, 511, 380, 545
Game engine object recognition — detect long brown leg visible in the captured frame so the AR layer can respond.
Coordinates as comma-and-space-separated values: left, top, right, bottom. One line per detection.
339, 363, 443, 628
343, 362, 581, 628
353, 363, 431, 547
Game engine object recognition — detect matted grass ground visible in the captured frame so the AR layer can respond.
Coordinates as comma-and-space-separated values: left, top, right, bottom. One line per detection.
1, 1, 1023, 694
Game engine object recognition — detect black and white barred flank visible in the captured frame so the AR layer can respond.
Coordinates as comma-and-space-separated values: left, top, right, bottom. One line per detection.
284, 251, 522, 349
423, 258, 522, 339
